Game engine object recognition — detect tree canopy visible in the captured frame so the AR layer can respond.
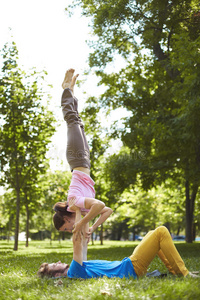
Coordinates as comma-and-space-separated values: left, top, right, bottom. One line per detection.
67, 0, 200, 242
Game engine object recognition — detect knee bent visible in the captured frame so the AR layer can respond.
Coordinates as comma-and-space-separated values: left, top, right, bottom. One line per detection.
155, 226, 170, 236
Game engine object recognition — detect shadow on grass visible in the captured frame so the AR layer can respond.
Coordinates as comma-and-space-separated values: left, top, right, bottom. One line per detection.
0, 241, 200, 278
42, 245, 73, 249
0, 246, 14, 250
0, 241, 199, 300
0, 250, 13, 253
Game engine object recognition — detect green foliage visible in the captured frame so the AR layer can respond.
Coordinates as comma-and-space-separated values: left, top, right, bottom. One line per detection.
111, 182, 186, 233
0, 240, 200, 299
0, 40, 56, 185
0, 40, 56, 249
36, 170, 72, 231
67, 0, 200, 242
81, 96, 111, 206
82, 96, 108, 175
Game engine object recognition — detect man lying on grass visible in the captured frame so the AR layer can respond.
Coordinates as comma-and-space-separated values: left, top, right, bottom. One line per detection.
38, 202, 199, 279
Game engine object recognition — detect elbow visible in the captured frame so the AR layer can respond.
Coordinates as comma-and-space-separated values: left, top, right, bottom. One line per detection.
105, 207, 113, 217
92, 201, 105, 213
108, 208, 113, 216
97, 201, 105, 211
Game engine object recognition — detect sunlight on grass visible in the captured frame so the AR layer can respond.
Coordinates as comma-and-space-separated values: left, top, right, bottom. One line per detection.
0, 240, 200, 299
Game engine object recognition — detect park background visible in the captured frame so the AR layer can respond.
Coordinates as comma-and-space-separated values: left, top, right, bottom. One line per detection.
1, 0, 200, 247
0, 1, 200, 299
1, 0, 200, 248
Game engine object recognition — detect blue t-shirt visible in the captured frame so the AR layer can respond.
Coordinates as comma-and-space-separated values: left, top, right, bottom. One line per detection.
67, 257, 137, 279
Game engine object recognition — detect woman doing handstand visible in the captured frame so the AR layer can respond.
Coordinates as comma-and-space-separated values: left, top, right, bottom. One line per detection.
53, 69, 112, 235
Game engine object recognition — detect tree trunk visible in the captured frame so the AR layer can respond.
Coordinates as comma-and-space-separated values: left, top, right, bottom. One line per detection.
100, 223, 103, 245
13, 135, 21, 251
14, 187, 20, 251
91, 232, 94, 245
176, 226, 181, 236
25, 194, 29, 247
163, 222, 171, 233
185, 180, 192, 242
185, 181, 198, 243
193, 223, 196, 241
50, 211, 52, 246
7, 217, 12, 243
132, 228, 136, 241
117, 224, 123, 241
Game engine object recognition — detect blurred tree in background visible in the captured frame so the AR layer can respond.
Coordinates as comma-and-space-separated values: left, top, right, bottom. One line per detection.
0, 170, 73, 244
40, 170, 72, 242
0, 41, 56, 250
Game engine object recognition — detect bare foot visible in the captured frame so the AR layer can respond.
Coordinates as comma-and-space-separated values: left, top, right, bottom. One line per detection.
70, 73, 79, 95
62, 69, 79, 95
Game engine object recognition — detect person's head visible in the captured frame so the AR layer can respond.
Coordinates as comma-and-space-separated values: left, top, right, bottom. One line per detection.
37, 261, 69, 278
53, 201, 75, 232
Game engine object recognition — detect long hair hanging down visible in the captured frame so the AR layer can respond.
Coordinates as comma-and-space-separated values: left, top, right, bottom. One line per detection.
53, 201, 74, 230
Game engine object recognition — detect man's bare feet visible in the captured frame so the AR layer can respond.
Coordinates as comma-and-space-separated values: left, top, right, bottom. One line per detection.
62, 68, 79, 95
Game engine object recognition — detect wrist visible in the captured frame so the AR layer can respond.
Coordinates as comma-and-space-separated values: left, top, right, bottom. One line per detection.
76, 218, 83, 227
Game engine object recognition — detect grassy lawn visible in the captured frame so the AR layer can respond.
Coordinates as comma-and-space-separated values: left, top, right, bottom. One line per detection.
0, 239, 200, 300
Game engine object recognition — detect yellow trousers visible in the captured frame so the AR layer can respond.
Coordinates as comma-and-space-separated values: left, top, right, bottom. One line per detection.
129, 226, 189, 277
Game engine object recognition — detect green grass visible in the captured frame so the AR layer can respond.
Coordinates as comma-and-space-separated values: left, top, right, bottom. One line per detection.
0, 240, 200, 300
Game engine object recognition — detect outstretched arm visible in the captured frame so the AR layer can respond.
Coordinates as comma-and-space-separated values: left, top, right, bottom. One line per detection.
72, 198, 113, 235
72, 207, 83, 265
88, 206, 113, 235
82, 221, 89, 261
69, 199, 89, 263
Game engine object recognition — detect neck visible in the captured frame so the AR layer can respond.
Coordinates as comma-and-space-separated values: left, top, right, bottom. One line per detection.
56, 268, 68, 278
63, 268, 68, 276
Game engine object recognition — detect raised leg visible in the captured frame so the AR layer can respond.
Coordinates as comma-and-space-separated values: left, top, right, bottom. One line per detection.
67, 125, 90, 170
61, 69, 82, 125
61, 69, 90, 171
157, 250, 176, 275
129, 226, 189, 277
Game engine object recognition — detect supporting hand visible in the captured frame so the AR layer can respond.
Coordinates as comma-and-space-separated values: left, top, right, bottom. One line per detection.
84, 228, 91, 244
72, 219, 84, 234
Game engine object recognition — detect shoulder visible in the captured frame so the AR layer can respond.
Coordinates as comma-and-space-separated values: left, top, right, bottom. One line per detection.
68, 260, 87, 279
